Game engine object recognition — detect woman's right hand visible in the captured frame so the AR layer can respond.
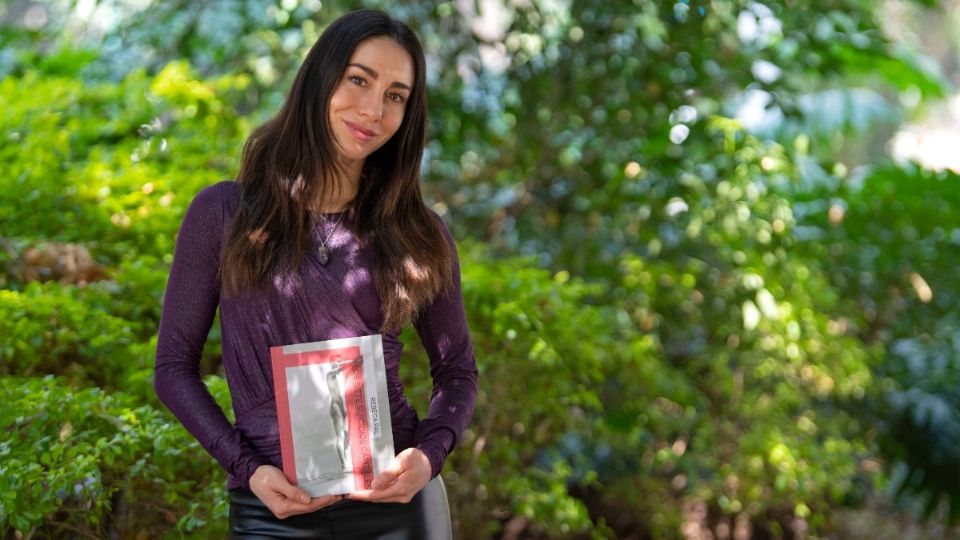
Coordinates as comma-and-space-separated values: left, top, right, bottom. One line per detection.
248, 464, 342, 519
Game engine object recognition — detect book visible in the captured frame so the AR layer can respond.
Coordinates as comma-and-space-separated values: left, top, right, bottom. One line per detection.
270, 334, 394, 497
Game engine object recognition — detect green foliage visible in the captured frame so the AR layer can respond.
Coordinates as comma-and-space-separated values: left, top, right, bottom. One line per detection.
571, 122, 881, 536
0, 55, 248, 539
0, 60, 249, 391
0, 62, 250, 261
792, 163, 960, 521
401, 244, 634, 537
0, 281, 149, 393
0, 376, 227, 539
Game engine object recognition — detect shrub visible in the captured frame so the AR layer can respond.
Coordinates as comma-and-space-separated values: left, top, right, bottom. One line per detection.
0, 375, 229, 539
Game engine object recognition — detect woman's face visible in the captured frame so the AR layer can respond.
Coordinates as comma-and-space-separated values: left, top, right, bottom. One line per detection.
327, 36, 415, 167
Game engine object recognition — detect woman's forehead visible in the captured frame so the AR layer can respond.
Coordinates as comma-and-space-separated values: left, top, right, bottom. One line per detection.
347, 36, 415, 89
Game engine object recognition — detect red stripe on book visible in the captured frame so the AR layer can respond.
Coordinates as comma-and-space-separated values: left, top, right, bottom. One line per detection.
345, 359, 372, 489
270, 345, 298, 486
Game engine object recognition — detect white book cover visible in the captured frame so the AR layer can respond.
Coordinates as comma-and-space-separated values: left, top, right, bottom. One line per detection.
270, 334, 394, 497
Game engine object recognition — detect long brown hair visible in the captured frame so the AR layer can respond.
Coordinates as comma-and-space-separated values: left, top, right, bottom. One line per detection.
220, 10, 452, 332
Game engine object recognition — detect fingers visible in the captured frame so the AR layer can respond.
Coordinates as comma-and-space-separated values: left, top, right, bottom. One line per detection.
350, 468, 402, 502
371, 467, 400, 491
347, 449, 432, 504
278, 478, 312, 505
264, 467, 311, 503
348, 474, 416, 503
302, 494, 343, 512
348, 488, 409, 503
250, 464, 307, 503
270, 493, 344, 519
250, 465, 345, 518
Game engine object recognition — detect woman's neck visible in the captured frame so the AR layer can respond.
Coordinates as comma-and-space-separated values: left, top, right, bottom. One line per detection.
312, 160, 362, 212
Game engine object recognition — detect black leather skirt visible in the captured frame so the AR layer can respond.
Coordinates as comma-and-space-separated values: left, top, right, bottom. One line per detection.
227, 477, 452, 540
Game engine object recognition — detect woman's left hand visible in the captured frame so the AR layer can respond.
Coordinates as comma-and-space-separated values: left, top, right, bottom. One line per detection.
346, 447, 431, 504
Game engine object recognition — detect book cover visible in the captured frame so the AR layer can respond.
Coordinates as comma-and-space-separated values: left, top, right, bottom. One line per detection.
270, 334, 394, 497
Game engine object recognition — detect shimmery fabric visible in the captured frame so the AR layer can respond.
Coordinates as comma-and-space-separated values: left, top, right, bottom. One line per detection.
154, 181, 478, 490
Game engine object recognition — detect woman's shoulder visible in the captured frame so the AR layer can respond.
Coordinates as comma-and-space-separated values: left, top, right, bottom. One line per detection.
191, 179, 240, 204
187, 180, 241, 218
424, 207, 456, 246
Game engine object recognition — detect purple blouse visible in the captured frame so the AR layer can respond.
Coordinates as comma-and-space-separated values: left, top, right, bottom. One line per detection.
154, 181, 478, 490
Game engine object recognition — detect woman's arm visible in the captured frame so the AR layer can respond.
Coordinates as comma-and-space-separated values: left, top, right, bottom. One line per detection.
348, 215, 478, 504
154, 182, 267, 487
410, 216, 479, 478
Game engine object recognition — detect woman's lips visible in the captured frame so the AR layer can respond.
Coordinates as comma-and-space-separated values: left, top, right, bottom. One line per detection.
345, 120, 376, 142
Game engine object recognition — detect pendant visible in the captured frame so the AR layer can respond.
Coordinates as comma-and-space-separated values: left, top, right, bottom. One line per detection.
318, 245, 330, 265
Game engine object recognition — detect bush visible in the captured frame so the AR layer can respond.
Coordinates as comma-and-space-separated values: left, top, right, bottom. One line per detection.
793, 163, 960, 520
0, 282, 148, 392
0, 375, 229, 539
400, 245, 636, 538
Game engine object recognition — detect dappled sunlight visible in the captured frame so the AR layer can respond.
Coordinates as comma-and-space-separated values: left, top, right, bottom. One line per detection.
890, 94, 960, 174
246, 227, 269, 247
908, 272, 933, 303
401, 254, 429, 283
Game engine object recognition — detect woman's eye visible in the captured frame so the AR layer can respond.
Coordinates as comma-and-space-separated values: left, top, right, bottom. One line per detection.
350, 75, 365, 86
388, 93, 406, 104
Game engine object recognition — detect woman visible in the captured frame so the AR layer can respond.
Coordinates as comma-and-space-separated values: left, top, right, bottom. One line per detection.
154, 10, 478, 538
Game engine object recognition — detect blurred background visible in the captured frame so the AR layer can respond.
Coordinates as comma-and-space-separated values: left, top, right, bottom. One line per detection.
2, 0, 960, 538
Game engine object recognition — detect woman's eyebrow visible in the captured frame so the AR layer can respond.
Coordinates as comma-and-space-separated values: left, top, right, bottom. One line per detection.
348, 62, 412, 90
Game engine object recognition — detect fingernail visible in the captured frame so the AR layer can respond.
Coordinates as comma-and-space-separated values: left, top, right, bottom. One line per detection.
300, 495, 309, 503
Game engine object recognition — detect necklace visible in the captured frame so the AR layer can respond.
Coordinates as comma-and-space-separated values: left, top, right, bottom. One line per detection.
315, 211, 345, 266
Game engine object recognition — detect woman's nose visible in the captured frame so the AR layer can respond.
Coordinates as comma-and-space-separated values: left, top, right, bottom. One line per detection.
356, 91, 383, 121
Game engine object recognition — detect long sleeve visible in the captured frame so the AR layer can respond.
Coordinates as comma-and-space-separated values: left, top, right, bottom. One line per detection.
154, 182, 267, 488
412, 217, 479, 478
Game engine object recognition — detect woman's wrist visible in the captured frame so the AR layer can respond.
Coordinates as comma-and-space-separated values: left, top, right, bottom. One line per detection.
414, 440, 447, 478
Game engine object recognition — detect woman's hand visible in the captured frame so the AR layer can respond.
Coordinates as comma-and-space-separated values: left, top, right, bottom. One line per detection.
249, 464, 342, 519
346, 447, 431, 504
